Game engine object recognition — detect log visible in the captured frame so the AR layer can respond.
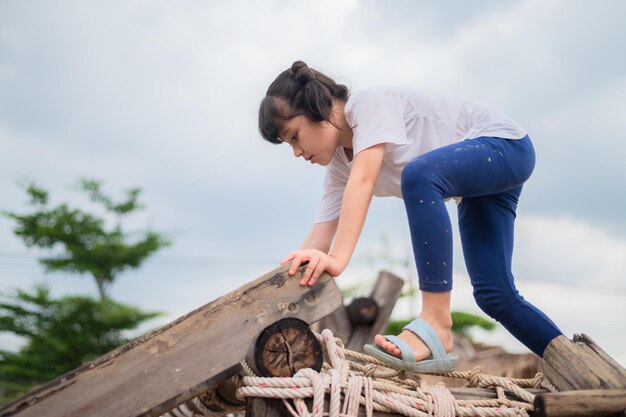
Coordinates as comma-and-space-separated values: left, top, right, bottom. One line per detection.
249, 318, 323, 377
312, 296, 352, 343
214, 376, 245, 408
161, 377, 245, 417
542, 334, 626, 391
345, 271, 404, 351
245, 397, 287, 417
0, 264, 342, 417
346, 297, 379, 325
314, 270, 404, 352
533, 389, 626, 417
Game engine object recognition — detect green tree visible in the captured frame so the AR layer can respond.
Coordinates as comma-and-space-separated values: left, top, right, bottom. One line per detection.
0, 284, 160, 404
2, 179, 171, 300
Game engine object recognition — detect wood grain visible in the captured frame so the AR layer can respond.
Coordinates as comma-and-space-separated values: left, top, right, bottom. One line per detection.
534, 389, 626, 417
542, 334, 626, 391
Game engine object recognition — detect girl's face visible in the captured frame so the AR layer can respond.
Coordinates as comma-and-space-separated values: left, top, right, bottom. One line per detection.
279, 115, 342, 166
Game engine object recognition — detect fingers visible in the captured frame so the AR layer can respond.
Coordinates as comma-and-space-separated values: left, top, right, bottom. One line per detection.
281, 249, 338, 286
300, 256, 320, 286
307, 261, 326, 287
283, 250, 312, 276
288, 254, 308, 276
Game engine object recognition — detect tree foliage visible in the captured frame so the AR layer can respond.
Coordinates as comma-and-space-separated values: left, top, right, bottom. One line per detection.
2, 179, 171, 300
0, 284, 160, 404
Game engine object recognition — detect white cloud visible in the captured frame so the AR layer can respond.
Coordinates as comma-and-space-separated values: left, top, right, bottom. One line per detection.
515, 214, 626, 288
2, 0, 625, 361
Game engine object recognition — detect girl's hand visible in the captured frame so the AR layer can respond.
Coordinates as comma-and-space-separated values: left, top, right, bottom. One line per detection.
280, 249, 344, 286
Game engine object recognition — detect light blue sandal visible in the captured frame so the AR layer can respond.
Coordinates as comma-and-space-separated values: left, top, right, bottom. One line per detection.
363, 318, 458, 372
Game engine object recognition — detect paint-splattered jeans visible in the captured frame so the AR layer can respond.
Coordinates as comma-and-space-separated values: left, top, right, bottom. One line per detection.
401, 135, 562, 356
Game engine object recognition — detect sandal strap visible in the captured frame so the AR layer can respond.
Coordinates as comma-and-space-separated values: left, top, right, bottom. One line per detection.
382, 335, 416, 363
403, 318, 451, 367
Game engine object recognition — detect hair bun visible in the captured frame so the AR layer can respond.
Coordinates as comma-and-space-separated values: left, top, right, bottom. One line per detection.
291, 60, 315, 85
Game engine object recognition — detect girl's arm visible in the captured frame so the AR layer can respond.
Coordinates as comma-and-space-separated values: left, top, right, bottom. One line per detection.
300, 220, 339, 253
282, 143, 386, 285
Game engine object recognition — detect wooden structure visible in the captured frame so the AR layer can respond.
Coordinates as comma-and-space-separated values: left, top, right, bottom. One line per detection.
244, 329, 626, 417
313, 270, 404, 352
534, 333, 626, 416
541, 333, 626, 391
0, 264, 343, 417
3, 264, 626, 417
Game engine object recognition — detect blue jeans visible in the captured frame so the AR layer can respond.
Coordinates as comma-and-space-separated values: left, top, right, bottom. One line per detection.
401, 136, 562, 356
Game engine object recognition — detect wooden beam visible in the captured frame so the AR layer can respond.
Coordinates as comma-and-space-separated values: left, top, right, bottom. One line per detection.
0, 264, 342, 417
534, 389, 626, 417
542, 334, 626, 391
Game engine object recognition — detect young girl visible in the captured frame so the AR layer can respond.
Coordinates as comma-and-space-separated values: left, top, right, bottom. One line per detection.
259, 61, 562, 372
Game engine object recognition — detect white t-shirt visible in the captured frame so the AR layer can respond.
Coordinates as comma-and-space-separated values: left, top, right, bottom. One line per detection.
314, 87, 527, 223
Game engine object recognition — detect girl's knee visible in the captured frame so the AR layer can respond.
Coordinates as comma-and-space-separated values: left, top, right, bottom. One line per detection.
473, 288, 518, 320
401, 159, 435, 195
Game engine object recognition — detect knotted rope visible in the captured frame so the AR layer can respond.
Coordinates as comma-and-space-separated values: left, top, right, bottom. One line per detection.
236, 329, 558, 417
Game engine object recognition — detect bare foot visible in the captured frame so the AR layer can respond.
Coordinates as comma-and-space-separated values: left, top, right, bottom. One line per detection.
374, 318, 453, 361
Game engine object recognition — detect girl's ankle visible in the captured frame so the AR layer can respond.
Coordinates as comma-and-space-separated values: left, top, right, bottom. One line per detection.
419, 314, 453, 330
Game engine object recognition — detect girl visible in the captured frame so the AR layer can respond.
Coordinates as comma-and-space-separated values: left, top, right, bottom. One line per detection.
259, 61, 562, 372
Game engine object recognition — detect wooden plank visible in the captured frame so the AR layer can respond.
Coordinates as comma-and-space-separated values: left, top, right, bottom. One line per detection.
0, 264, 343, 417
542, 334, 626, 391
534, 389, 626, 417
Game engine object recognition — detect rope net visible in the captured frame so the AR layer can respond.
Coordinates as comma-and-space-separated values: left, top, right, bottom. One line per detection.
166, 329, 558, 417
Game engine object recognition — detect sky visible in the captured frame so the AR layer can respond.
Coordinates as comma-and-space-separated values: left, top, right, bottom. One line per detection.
1, 1, 625, 364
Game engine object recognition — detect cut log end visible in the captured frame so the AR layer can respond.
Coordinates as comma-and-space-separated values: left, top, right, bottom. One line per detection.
346, 297, 379, 325
252, 318, 323, 377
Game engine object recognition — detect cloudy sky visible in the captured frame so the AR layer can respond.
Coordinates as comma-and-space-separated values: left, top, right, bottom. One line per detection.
1, 1, 625, 363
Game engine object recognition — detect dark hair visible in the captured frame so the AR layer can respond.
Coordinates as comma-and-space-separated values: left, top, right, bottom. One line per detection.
258, 61, 350, 144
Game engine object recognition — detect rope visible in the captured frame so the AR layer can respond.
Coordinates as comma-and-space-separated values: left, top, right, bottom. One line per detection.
235, 329, 556, 417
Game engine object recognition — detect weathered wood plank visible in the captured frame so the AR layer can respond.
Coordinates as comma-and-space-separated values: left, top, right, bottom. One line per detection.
542, 334, 626, 391
0, 264, 342, 417
534, 389, 626, 417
